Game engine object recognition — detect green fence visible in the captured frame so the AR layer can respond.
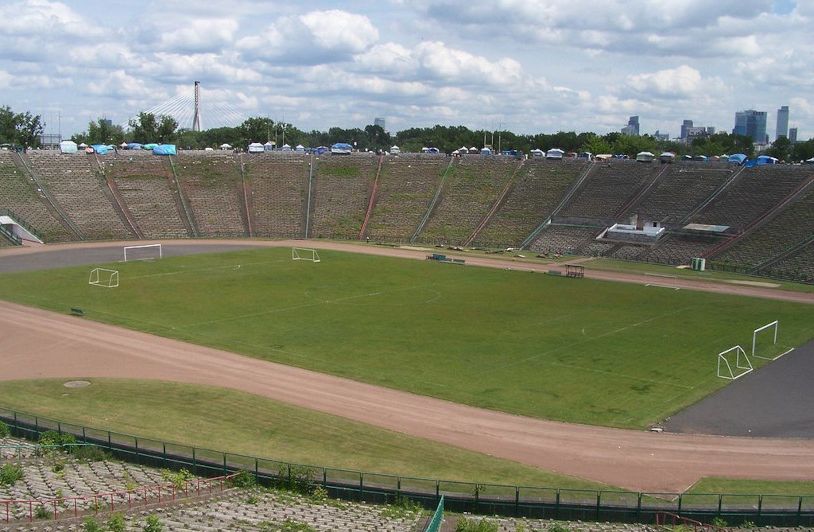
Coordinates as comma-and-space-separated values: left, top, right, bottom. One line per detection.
2, 407, 813, 527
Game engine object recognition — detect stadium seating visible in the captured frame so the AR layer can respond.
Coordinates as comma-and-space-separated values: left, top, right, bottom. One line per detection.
633, 163, 735, 225
714, 186, 814, 268
364, 156, 449, 242
557, 161, 661, 222
419, 157, 519, 245
472, 159, 588, 248
175, 153, 248, 238
243, 153, 309, 238
26, 152, 132, 240
690, 165, 810, 231
765, 243, 814, 283
3, 152, 813, 283
102, 154, 192, 239
0, 151, 72, 242
528, 224, 600, 255
638, 233, 722, 265
309, 154, 378, 240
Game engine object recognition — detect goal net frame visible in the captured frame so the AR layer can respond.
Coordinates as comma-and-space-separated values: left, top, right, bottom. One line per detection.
292, 247, 320, 263
752, 320, 779, 360
717, 345, 753, 380
89, 268, 119, 288
123, 243, 162, 262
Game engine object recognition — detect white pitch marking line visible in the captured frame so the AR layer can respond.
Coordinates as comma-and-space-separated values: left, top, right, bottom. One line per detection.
645, 283, 680, 291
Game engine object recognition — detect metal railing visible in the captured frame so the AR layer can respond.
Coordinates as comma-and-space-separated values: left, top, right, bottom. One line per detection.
2, 408, 814, 527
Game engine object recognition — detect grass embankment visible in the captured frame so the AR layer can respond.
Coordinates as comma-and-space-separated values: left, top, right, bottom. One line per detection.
0, 378, 607, 491
0, 248, 811, 429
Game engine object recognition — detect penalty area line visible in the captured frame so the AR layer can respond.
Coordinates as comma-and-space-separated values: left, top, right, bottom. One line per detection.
645, 283, 680, 291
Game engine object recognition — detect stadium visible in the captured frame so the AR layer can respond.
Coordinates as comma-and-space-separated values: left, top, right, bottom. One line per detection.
1, 148, 814, 530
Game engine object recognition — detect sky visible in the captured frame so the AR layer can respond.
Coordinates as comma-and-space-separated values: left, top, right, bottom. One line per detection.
0, 0, 811, 139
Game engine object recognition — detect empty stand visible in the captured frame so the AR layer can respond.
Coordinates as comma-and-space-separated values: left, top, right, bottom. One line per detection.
0, 151, 73, 242
557, 160, 662, 223
102, 154, 191, 239
419, 157, 519, 246
528, 224, 600, 255
474, 159, 587, 248
690, 165, 810, 231
244, 153, 309, 238
26, 152, 131, 240
364, 156, 450, 243
638, 233, 722, 265
763, 242, 814, 283
634, 164, 734, 225
309, 155, 378, 240
175, 153, 248, 238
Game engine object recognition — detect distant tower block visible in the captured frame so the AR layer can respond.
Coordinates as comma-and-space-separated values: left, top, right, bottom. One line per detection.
193, 81, 202, 132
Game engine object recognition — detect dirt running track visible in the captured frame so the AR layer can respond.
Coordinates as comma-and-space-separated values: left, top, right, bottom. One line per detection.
1, 240, 813, 494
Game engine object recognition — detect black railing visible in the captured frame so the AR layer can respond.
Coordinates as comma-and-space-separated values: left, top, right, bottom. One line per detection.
1, 408, 813, 527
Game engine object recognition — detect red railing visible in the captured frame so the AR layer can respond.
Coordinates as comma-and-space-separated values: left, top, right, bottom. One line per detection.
1, 472, 240, 523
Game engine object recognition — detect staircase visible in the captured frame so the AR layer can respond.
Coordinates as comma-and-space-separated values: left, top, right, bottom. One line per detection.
409, 157, 456, 243
358, 154, 385, 240
463, 159, 525, 246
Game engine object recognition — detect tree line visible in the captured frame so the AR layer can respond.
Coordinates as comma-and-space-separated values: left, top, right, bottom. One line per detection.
6, 104, 814, 161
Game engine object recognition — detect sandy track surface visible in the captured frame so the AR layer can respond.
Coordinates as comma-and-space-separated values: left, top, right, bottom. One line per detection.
1, 240, 813, 493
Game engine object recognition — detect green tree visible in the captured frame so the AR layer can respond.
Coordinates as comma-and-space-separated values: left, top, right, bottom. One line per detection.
241, 117, 275, 144
0, 106, 17, 144
14, 111, 44, 149
128, 112, 159, 143
790, 138, 814, 162
765, 136, 791, 161
157, 115, 178, 143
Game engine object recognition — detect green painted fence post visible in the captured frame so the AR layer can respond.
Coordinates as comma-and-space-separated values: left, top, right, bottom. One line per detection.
163, 443, 167, 468
82, 427, 86, 442
322, 468, 326, 488
797, 497, 802, 527
134, 437, 139, 465
57, 422, 61, 435
596, 491, 601, 522
677, 493, 682, 514
192, 448, 197, 475
255, 458, 259, 481
359, 473, 364, 497
555, 490, 560, 520
757, 495, 762, 526
717, 494, 723, 516
436, 480, 440, 504
222, 454, 227, 475
515, 487, 519, 516
636, 492, 642, 521
107, 431, 111, 450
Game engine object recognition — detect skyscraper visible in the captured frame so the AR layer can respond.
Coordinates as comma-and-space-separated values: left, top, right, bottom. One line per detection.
733, 110, 767, 143
374, 117, 385, 130
680, 120, 693, 140
776, 106, 789, 140
621, 116, 639, 136
789, 128, 798, 143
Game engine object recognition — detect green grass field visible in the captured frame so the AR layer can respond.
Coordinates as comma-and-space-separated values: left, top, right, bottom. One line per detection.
0, 378, 606, 490
0, 247, 812, 428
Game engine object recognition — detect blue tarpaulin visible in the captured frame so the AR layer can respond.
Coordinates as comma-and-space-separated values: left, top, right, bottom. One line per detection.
728, 153, 747, 165
91, 144, 109, 155
126, 143, 143, 150
152, 144, 177, 156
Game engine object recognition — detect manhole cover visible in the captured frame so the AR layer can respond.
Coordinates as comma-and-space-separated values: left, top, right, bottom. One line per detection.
63, 380, 91, 388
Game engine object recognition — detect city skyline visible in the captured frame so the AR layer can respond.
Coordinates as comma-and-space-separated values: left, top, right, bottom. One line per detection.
0, 1, 810, 139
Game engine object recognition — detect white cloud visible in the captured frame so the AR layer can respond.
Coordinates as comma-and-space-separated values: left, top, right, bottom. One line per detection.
626, 65, 726, 99
156, 19, 239, 53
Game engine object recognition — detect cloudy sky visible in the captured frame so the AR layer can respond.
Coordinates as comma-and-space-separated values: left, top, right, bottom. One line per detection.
0, 0, 810, 139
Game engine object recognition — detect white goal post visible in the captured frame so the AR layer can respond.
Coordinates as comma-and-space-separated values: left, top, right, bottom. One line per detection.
752, 320, 779, 360
123, 243, 162, 262
292, 247, 320, 263
89, 268, 119, 288
717, 345, 753, 380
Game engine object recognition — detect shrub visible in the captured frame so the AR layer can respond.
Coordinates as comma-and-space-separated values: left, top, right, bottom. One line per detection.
82, 517, 102, 532
455, 516, 499, 532
0, 463, 24, 486
72, 445, 110, 462
548, 524, 571, 532
740, 520, 756, 528
107, 512, 126, 532
381, 495, 424, 519
0, 420, 9, 438
160, 468, 193, 490
228, 469, 257, 489
143, 514, 163, 532
34, 504, 51, 520
712, 517, 728, 528
39, 430, 76, 448
275, 464, 317, 495
51, 460, 65, 473
259, 519, 316, 532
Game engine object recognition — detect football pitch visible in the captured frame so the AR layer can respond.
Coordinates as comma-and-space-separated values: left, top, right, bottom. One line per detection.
0, 247, 811, 428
